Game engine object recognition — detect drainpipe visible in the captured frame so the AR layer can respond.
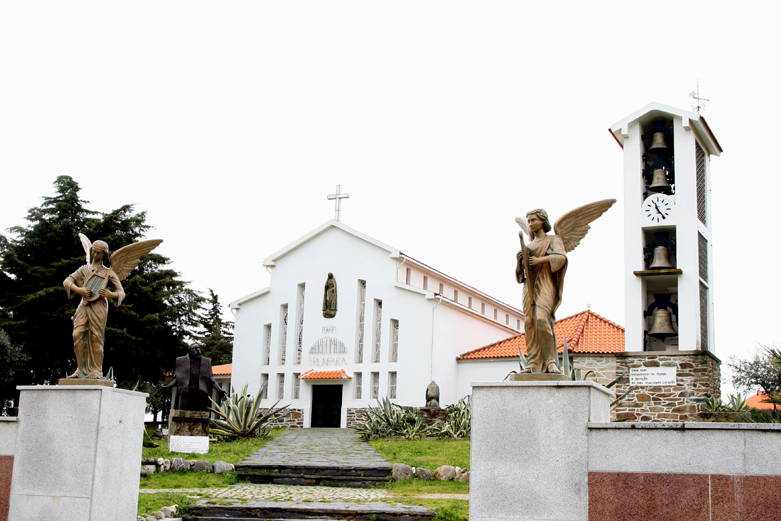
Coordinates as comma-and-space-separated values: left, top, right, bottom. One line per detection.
431, 295, 443, 382
396, 257, 407, 283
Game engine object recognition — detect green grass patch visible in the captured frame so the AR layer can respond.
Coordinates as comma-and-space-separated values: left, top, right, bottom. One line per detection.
140, 469, 239, 489
137, 492, 199, 518
396, 498, 469, 521
383, 478, 468, 495
369, 438, 470, 470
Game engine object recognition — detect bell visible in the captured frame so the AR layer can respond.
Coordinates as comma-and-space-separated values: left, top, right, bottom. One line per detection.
648, 245, 674, 269
648, 168, 672, 194
648, 309, 677, 339
648, 131, 669, 154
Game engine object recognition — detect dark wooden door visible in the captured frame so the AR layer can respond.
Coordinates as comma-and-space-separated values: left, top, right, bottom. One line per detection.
311, 385, 343, 427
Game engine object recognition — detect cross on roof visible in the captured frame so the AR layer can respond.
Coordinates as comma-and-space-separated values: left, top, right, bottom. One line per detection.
327, 184, 350, 222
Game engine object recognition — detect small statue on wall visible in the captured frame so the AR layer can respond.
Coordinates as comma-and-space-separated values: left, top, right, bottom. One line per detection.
62, 233, 162, 380
323, 272, 337, 318
161, 343, 228, 411
426, 380, 440, 408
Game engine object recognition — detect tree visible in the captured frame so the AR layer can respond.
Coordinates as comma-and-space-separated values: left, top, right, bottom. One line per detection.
194, 288, 234, 366
729, 345, 781, 397
0, 330, 29, 415
0, 176, 202, 392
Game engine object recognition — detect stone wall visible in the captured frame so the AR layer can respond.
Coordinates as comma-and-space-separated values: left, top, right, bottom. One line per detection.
572, 354, 617, 386
612, 350, 721, 422
261, 408, 304, 428
346, 408, 368, 428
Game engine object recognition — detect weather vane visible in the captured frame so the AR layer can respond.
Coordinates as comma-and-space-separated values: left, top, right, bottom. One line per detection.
689, 81, 709, 114
327, 184, 350, 222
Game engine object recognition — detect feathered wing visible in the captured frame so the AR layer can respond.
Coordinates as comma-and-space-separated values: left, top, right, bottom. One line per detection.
79, 233, 92, 265
109, 239, 163, 281
553, 199, 616, 253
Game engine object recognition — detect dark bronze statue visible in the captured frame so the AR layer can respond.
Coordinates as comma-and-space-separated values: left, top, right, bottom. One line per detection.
425, 380, 440, 408
514, 200, 615, 374
162, 343, 228, 411
323, 272, 337, 318
63, 234, 162, 380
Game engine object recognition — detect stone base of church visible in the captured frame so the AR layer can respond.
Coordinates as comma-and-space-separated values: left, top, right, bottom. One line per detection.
346, 408, 368, 428
262, 408, 304, 429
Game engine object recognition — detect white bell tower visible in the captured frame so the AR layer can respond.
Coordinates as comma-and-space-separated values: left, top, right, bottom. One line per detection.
610, 103, 722, 352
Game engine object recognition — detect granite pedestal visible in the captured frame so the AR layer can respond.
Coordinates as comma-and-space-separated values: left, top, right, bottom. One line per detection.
8, 385, 147, 521
470, 381, 612, 521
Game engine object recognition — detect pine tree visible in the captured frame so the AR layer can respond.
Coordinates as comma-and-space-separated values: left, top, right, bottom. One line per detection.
195, 288, 234, 366
0, 176, 202, 392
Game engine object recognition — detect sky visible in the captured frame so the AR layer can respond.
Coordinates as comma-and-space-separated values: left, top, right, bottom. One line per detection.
2, 2, 780, 397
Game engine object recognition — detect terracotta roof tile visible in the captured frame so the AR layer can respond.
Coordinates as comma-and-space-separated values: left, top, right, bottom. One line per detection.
300, 368, 352, 380
212, 363, 232, 376
458, 309, 625, 360
746, 393, 780, 410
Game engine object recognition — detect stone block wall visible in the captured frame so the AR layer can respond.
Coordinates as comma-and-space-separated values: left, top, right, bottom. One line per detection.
346, 408, 368, 428
261, 408, 304, 428
572, 354, 617, 386
612, 350, 721, 422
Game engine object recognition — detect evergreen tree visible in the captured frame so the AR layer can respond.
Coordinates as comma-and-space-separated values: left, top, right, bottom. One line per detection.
730, 346, 781, 397
0, 176, 202, 391
195, 288, 234, 366
0, 330, 29, 415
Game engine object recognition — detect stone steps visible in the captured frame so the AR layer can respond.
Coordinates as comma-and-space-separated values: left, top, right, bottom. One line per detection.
184, 501, 435, 521
235, 464, 393, 487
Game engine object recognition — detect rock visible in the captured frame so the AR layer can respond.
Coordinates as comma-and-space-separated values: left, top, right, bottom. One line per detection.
152, 512, 164, 519
189, 460, 197, 466
213, 461, 234, 474
170, 457, 190, 472
434, 465, 456, 481
140, 468, 152, 477
156, 458, 164, 466
415, 467, 434, 480
392, 463, 414, 481
142, 457, 157, 465
456, 468, 470, 482
161, 505, 177, 516
142, 464, 156, 474
145, 516, 156, 521
192, 460, 213, 472
162, 459, 171, 471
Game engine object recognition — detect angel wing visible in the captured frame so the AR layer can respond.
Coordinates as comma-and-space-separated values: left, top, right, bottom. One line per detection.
78, 233, 92, 265
514, 216, 531, 241
109, 239, 163, 281
553, 199, 616, 253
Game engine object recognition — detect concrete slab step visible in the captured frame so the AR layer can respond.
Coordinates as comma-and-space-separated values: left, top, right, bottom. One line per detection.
184, 501, 435, 521
236, 465, 392, 487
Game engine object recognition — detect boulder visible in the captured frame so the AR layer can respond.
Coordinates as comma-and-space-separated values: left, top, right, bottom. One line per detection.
156, 458, 165, 466
160, 505, 177, 517
192, 460, 213, 472
456, 468, 470, 482
170, 457, 190, 472
434, 465, 456, 481
415, 467, 434, 480
213, 461, 234, 474
162, 459, 171, 471
392, 463, 414, 481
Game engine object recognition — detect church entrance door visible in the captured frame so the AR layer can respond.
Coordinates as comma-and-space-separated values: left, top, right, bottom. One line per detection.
311, 385, 342, 427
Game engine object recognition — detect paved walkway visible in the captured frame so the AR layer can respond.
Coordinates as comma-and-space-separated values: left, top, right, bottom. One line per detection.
237, 428, 391, 467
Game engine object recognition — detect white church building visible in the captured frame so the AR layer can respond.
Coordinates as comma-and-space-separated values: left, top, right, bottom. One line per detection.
230, 219, 523, 428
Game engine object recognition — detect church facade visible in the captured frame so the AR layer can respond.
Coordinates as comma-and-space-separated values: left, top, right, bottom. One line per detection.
230, 220, 523, 428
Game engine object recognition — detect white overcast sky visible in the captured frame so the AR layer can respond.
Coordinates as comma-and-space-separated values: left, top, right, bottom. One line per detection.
2, 2, 780, 396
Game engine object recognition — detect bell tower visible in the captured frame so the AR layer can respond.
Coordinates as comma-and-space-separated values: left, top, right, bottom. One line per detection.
610, 103, 722, 352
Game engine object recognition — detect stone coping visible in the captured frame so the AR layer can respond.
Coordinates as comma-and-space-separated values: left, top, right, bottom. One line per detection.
16, 385, 148, 398
0, 418, 17, 422
614, 349, 722, 363
471, 380, 614, 397
588, 422, 781, 431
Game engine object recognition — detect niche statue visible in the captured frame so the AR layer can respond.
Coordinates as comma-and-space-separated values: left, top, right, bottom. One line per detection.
323, 272, 337, 318
62, 233, 162, 380
514, 200, 615, 374
425, 381, 440, 408
161, 343, 228, 411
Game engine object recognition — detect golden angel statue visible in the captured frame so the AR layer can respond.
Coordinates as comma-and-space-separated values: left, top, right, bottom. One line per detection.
62, 234, 162, 380
514, 199, 615, 374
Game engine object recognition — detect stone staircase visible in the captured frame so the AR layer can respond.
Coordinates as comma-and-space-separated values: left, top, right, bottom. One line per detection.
235, 462, 393, 487
184, 500, 436, 521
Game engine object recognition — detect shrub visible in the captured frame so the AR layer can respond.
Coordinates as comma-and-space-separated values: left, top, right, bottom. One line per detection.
433, 395, 471, 439
209, 382, 290, 439
356, 397, 432, 440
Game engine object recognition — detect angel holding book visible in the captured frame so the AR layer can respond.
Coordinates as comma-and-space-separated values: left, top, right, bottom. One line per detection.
63, 234, 162, 380
515, 200, 615, 374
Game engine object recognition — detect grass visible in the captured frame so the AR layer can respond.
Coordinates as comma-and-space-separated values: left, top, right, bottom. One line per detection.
406, 499, 469, 521
137, 492, 200, 518
369, 438, 470, 470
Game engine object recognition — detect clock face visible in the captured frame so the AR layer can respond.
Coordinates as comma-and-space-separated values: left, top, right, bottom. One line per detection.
642, 194, 673, 224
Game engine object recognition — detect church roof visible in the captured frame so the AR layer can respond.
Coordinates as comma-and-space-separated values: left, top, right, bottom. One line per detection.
457, 309, 624, 360
212, 363, 232, 376
300, 368, 352, 380
746, 393, 779, 410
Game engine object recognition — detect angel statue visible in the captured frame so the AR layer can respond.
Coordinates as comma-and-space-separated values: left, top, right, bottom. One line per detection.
514, 200, 615, 374
62, 233, 163, 380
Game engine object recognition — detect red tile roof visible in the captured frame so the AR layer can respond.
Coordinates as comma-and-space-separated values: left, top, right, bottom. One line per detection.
300, 368, 352, 380
746, 393, 779, 410
212, 363, 232, 376
458, 309, 625, 360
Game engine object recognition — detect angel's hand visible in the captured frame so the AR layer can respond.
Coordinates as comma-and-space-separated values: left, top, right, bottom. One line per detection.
78, 287, 93, 298
516, 250, 524, 261
99, 288, 118, 299
528, 255, 549, 267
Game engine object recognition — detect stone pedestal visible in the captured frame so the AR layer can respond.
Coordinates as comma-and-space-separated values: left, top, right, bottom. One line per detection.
168, 409, 210, 454
8, 385, 147, 521
470, 381, 612, 521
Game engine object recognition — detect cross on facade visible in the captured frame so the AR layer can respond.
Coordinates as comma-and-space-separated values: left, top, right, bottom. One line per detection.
327, 184, 350, 222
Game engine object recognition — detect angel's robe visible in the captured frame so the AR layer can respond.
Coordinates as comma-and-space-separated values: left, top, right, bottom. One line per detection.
64, 264, 125, 379
522, 234, 567, 373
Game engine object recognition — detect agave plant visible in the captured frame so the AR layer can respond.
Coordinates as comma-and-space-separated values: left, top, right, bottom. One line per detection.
208, 382, 290, 440
434, 395, 471, 438
355, 397, 430, 440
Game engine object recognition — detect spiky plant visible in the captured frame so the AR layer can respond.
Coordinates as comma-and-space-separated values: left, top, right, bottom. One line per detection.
208, 382, 290, 440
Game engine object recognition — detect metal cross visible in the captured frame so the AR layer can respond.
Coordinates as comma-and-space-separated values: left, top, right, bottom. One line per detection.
327, 184, 350, 222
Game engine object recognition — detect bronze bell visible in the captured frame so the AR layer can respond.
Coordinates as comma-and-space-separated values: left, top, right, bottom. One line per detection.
648, 245, 674, 269
648, 131, 669, 154
648, 168, 672, 193
648, 309, 677, 339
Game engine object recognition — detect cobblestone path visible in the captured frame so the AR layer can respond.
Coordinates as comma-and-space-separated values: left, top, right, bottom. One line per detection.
236, 427, 391, 467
